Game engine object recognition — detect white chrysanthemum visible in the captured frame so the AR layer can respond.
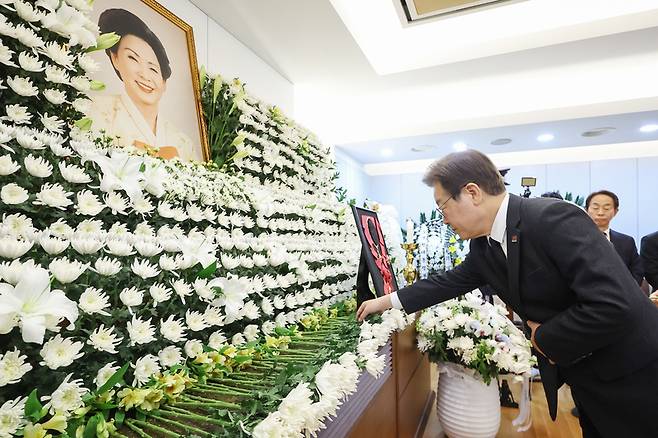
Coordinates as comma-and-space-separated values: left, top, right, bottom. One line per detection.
70, 236, 103, 255
15, 1, 43, 22
119, 287, 144, 313
41, 374, 88, 415
78, 287, 111, 316
278, 382, 314, 428
45, 65, 69, 84
158, 346, 183, 367
364, 353, 386, 378
4, 104, 31, 124
0, 348, 33, 387
0, 259, 37, 286
59, 162, 91, 184
185, 310, 208, 332
76, 219, 104, 235
93, 257, 122, 276
252, 412, 288, 438
241, 301, 261, 320
126, 316, 156, 346
88, 324, 123, 354
105, 238, 134, 256
184, 339, 203, 358
208, 331, 227, 350
42, 89, 66, 107
104, 191, 129, 215
37, 233, 68, 255
204, 306, 225, 327
15, 130, 45, 150
0, 155, 20, 176
0, 396, 27, 437
19, 52, 45, 72
24, 154, 53, 178
48, 257, 87, 283
0, 236, 32, 259
160, 315, 187, 343
34, 183, 73, 209
244, 324, 259, 342
50, 142, 73, 157
1, 183, 29, 205
193, 279, 215, 301
71, 97, 91, 114
70, 75, 90, 92
39, 334, 84, 370
73, 190, 104, 216
148, 283, 172, 306
132, 354, 160, 387
41, 41, 74, 67
94, 362, 119, 389
133, 196, 155, 214
77, 53, 99, 73
261, 320, 276, 335
41, 113, 65, 134
171, 279, 193, 304
231, 333, 246, 346
0, 41, 16, 67
7, 76, 38, 97
131, 259, 160, 279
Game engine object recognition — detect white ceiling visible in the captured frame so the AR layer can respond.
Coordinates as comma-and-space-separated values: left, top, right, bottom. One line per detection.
190, 0, 658, 159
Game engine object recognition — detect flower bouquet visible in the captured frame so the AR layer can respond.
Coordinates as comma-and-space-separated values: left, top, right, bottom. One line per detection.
416, 291, 535, 384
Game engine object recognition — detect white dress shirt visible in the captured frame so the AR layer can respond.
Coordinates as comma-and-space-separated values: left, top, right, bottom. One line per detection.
389, 193, 510, 311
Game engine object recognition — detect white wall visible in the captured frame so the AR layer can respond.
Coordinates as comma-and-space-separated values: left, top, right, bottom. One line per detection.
334, 149, 368, 205
337, 157, 658, 245
157, 0, 294, 115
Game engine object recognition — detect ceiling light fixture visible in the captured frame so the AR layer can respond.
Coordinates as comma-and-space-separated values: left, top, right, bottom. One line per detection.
581, 127, 616, 137
453, 142, 468, 151
381, 148, 394, 157
537, 133, 554, 142
640, 124, 658, 133
411, 145, 435, 152
491, 138, 512, 145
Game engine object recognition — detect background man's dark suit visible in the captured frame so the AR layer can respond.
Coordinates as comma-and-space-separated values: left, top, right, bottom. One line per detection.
641, 231, 658, 290
397, 195, 658, 437
609, 229, 643, 286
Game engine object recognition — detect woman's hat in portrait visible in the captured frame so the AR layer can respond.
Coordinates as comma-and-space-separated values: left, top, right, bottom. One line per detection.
98, 8, 172, 80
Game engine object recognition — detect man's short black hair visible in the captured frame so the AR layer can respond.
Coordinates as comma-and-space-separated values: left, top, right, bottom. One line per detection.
541, 191, 563, 200
586, 190, 619, 210
99, 8, 172, 81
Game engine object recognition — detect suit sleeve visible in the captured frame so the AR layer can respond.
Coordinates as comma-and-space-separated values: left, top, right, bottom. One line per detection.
628, 238, 644, 287
397, 252, 485, 314
641, 235, 658, 290
534, 202, 641, 365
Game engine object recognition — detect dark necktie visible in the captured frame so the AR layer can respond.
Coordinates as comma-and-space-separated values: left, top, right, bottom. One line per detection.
489, 239, 508, 276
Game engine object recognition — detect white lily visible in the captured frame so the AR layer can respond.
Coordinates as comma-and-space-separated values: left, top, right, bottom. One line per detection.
0, 267, 78, 344
88, 152, 145, 202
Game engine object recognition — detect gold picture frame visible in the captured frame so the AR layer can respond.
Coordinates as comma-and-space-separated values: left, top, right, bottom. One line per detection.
88, 0, 210, 162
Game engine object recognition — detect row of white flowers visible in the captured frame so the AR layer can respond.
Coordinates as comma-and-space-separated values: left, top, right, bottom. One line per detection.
252, 309, 415, 437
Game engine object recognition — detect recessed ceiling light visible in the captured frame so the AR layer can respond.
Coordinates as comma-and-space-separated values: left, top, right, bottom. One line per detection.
537, 133, 554, 142
453, 142, 468, 151
411, 145, 435, 152
581, 127, 616, 137
640, 124, 658, 133
491, 138, 512, 145
381, 148, 394, 157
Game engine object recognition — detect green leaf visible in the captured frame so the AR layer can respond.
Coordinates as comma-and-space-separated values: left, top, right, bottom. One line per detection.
90, 80, 106, 91
197, 261, 217, 279
115, 410, 126, 427
74, 118, 93, 131
139, 163, 146, 172
95, 363, 129, 395
83, 414, 102, 438
25, 389, 44, 422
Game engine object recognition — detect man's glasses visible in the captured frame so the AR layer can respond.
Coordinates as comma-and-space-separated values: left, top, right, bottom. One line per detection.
437, 183, 471, 214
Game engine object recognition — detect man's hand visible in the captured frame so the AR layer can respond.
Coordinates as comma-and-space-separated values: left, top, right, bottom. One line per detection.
527, 320, 554, 364
357, 295, 392, 322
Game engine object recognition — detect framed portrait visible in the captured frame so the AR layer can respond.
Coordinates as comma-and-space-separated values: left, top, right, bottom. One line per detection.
88, 0, 209, 162
351, 206, 399, 307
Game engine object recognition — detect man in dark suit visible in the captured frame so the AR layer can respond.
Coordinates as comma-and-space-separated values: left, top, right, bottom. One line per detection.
585, 190, 643, 286
641, 231, 658, 290
357, 150, 658, 438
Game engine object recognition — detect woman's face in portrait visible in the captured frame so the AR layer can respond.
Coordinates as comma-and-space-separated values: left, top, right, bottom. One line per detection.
110, 34, 167, 107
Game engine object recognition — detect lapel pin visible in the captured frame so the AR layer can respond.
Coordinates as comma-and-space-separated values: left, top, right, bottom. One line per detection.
511, 234, 518, 243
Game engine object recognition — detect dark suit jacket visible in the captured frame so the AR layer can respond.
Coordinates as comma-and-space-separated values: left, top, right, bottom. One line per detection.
397, 195, 658, 421
609, 229, 643, 285
641, 231, 658, 290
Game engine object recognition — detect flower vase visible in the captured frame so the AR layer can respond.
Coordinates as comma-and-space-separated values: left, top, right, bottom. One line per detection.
436, 362, 501, 438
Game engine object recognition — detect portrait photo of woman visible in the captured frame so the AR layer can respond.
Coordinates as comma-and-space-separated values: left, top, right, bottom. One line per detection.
88, 1, 207, 162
